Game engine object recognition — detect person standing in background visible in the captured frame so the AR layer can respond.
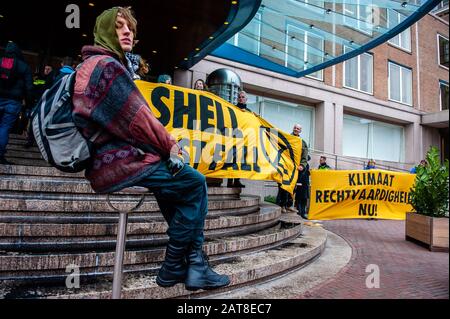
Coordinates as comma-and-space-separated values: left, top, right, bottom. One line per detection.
0, 42, 33, 164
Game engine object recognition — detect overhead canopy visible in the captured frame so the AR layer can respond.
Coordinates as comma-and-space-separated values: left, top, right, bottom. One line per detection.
0, 0, 234, 76
0, 0, 442, 77
212, 0, 443, 78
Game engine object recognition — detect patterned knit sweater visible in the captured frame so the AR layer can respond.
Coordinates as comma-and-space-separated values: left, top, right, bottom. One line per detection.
72, 46, 176, 193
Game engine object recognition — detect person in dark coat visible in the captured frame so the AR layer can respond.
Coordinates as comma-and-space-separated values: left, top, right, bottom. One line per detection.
0, 42, 33, 164
227, 90, 248, 188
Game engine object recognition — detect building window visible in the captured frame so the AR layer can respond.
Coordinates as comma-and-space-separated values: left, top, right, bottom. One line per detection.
343, 0, 373, 35
343, 115, 405, 162
432, 0, 449, 12
388, 62, 413, 106
343, 46, 373, 94
387, 11, 411, 52
438, 34, 449, 69
440, 81, 449, 111
249, 95, 315, 147
285, 24, 324, 80
228, 13, 262, 56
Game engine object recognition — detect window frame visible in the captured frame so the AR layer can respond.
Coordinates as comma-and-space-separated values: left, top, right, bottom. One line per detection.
439, 80, 449, 111
388, 61, 413, 106
343, 46, 374, 95
260, 96, 316, 148
387, 10, 412, 53
437, 34, 449, 70
343, 114, 405, 162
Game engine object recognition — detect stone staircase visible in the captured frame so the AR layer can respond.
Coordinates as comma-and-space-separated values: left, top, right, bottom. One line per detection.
0, 134, 327, 299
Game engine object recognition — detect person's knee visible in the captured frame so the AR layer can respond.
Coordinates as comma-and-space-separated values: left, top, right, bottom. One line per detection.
185, 165, 206, 187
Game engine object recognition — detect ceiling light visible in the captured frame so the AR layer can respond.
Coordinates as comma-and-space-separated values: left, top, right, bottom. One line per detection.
209, 36, 214, 40
82, 34, 87, 37
195, 48, 200, 51
0, 15, 4, 18
88, 3, 95, 7
152, 50, 157, 54
232, 1, 238, 4
224, 21, 229, 25
172, 26, 178, 30
184, 58, 188, 61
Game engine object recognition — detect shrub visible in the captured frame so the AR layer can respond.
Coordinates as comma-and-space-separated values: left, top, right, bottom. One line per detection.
410, 146, 449, 217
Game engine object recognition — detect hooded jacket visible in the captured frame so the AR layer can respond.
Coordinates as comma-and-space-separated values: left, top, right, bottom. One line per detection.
72, 8, 177, 193
72, 45, 176, 193
0, 42, 33, 102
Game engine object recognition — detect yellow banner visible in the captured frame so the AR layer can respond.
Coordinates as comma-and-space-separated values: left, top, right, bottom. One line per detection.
136, 81, 302, 193
309, 169, 415, 220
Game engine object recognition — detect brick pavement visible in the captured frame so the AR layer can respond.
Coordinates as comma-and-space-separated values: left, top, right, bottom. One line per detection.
298, 219, 449, 299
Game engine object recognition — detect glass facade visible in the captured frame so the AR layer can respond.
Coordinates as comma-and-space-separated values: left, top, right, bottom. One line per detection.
213, 0, 438, 78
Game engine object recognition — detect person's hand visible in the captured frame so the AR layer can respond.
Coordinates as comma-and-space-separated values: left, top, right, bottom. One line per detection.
168, 144, 186, 175
169, 144, 184, 162
298, 165, 304, 172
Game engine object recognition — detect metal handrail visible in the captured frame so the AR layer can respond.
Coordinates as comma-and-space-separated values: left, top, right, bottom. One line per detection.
106, 186, 149, 299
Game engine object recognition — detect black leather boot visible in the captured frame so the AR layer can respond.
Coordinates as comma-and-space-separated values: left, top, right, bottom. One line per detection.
185, 248, 230, 291
156, 241, 189, 287
233, 179, 245, 188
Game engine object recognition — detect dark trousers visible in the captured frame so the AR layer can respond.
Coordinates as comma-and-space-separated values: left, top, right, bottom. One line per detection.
276, 186, 293, 207
295, 170, 309, 217
136, 161, 208, 248
0, 98, 22, 158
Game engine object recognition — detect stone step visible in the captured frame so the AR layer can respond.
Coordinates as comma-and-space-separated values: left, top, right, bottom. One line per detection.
8, 134, 29, 141
0, 211, 280, 252
0, 175, 125, 194
0, 221, 301, 277
0, 224, 324, 299
0, 207, 262, 225
0, 165, 85, 178
2, 157, 49, 167
3, 150, 42, 160
0, 205, 260, 224
0, 173, 239, 198
0, 206, 278, 239
6, 144, 40, 154
0, 191, 258, 213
